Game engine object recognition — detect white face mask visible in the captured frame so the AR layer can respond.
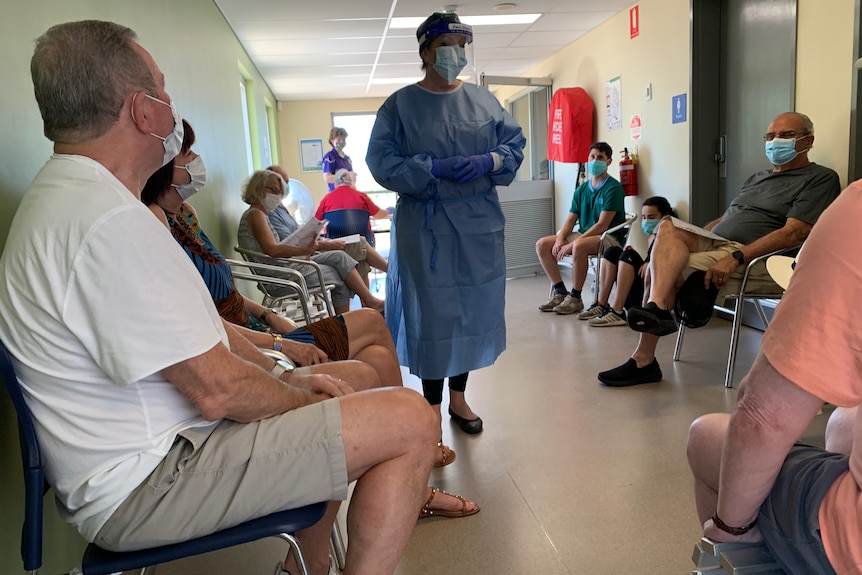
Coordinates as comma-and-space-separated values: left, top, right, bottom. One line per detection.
134, 93, 184, 165
260, 193, 283, 213
172, 155, 207, 200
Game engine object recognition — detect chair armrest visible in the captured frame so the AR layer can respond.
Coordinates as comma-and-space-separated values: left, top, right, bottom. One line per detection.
599, 212, 638, 241
737, 243, 802, 292
259, 348, 296, 367
228, 270, 317, 325
227, 258, 310, 293
234, 247, 335, 317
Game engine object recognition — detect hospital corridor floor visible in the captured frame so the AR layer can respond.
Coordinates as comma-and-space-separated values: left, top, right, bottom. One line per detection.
156, 274, 830, 575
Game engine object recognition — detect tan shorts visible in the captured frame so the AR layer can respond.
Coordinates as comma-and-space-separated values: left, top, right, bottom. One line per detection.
95, 398, 347, 551
343, 237, 371, 277
683, 236, 781, 298
564, 231, 622, 251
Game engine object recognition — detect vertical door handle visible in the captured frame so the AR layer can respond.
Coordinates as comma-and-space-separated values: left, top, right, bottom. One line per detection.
714, 135, 727, 163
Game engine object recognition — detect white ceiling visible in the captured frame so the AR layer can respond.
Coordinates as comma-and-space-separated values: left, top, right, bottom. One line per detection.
213, 0, 634, 101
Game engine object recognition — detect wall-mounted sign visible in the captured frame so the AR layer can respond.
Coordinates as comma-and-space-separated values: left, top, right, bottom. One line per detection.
300, 138, 323, 172
630, 115, 642, 140
672, 94, 687, 124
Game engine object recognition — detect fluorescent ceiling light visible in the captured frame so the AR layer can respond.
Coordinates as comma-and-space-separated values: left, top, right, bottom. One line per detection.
369, 76, 424, 85
390, 14, 540, 29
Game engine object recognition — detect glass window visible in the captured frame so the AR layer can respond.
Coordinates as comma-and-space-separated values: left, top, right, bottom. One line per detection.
331, 113, 396, 209
508, 88, 550, 181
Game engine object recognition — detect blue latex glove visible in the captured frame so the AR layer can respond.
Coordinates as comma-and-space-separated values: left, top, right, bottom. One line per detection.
453, 153, 494, 183
431, 156, 465, 179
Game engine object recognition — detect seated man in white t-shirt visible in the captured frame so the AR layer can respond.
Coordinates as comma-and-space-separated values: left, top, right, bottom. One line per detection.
0, 20, 437, 575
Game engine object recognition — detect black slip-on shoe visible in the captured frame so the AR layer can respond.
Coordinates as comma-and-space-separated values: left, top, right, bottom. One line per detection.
627, 302, 678, 336
598, 358, 663, 387
448, 407, 483, 434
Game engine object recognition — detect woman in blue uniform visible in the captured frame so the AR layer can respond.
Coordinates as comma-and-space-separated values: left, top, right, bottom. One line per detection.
322, 127, 352, 191
367, 12, 526, 436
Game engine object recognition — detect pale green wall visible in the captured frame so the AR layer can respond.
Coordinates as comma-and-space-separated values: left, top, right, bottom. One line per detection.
0, 1, 278, 572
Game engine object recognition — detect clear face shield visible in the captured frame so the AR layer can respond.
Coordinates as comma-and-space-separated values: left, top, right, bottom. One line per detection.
423, 21, 476, 85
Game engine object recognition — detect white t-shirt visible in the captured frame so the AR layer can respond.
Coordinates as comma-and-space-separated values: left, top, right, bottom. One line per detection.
0, 155, 228, 541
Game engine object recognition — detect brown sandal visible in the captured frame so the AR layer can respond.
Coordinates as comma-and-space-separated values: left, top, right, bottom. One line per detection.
418, 487, 480, 519
433, 441, 456, 467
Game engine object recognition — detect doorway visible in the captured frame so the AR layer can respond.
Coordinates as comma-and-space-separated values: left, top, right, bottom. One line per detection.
690, 0, 797, 224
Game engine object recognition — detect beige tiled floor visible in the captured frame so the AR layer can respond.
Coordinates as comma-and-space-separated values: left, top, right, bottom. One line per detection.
158, 274, 829, 574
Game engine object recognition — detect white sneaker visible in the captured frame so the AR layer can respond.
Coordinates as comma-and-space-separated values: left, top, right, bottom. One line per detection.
577, 302, 606, 320
539, 292, 566, 312
553, 294, 584, 315
588, 308, 627, 327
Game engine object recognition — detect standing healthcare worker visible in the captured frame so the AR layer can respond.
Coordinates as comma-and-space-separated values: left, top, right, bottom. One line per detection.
367, 11, 525, 437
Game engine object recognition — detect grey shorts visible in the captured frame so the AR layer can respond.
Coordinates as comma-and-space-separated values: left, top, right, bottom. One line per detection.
758, 443, 848, 575
94, 398, 347, 551
683, 237, 781, 298
312, 250, 360, 307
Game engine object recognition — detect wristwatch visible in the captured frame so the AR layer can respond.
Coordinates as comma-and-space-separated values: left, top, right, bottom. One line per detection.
731, 250, 745, 266
259, 308, 276, 325
271, 333, 283, 352
269, 358, 295, 379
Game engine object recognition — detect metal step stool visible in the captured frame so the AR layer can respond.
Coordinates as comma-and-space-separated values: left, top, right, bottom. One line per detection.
692, 537, 786, 575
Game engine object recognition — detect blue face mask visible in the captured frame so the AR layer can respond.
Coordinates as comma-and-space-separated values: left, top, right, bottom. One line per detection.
641, 219, 659, 235
764, 137, 801, 166
587, 159, 607, 177
433, 45, 467, 84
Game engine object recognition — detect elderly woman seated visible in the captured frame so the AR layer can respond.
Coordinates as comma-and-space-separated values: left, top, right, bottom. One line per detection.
141, 121, 395, 388
239, 169, 385, 314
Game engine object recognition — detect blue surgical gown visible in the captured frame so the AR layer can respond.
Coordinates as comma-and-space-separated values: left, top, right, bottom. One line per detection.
367, 82, 526, 379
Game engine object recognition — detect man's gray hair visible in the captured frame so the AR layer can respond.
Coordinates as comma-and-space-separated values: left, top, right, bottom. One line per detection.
796, 112, 814, 135
31, 20, 156, 144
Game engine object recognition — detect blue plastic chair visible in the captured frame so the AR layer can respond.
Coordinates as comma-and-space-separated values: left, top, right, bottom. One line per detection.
0, 337, 326, 575
323, 208, 375, 247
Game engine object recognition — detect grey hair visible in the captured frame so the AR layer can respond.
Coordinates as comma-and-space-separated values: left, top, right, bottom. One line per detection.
795, 112, 814, 135
31, 20, 156, 144
242, 170, 282, 205
334, 168, 352, 186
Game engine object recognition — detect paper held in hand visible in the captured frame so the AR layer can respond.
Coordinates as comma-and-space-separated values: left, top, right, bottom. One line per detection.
280, 218, 327, 247
670, 217, 728, 242
334, 234, 362, 244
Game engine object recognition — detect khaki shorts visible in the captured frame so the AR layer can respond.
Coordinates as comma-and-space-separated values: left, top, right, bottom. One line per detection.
564, 231, 622, 251
683, 236, 781, 298
95, 398, 347, 551
343, 237, 371, 277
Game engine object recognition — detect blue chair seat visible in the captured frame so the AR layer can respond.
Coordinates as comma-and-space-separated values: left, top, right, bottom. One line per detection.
81, 504, 325, 575
323, 208, 374, 247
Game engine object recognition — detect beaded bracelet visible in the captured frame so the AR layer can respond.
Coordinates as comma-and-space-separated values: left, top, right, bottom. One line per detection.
712, 513, 757, 536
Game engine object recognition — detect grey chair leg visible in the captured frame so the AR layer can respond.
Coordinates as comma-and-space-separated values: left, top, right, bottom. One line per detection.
724, 296, 747, 388
331, 521, 346, 572
673, 320, 687, 360
277, 533, 313, 575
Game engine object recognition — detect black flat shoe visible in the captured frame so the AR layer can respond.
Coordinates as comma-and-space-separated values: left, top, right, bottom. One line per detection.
597, 358, 663, 387
448, 407, 483, 434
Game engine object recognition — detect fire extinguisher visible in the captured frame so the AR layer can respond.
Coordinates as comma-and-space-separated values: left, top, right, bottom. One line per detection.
619, 147, 639, 197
